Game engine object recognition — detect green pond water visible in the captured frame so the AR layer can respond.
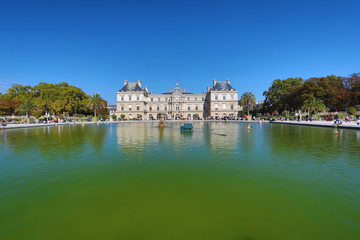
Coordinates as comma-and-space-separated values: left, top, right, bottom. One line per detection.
1, 122, 360, 240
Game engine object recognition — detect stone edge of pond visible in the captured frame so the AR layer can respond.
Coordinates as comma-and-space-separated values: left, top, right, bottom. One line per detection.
0, 120, 266, 130
270, 121, 360, 130
0, 122, 97, 130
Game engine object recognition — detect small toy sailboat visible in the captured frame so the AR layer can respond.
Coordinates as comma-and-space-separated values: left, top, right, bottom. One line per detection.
180, 123, 193, 131
247, 124, 253, 130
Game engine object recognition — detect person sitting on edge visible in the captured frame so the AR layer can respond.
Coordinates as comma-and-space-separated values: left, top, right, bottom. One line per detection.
357, 118, 360, 126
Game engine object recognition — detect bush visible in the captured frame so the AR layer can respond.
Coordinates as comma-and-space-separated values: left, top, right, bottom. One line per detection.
348, 107, 356, 116
256, 113, 261, 117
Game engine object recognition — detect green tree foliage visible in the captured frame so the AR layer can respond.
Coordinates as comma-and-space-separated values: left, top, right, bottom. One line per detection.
302, 97, 326, 115
240, 92, 256, 116
262, 78, 303, 112
1, 84, 34, 101
16, 100, 37, 117
1, 82, 104, 117
88, 93, 105, 118
262, 75, 356, 112
32, 82, 89, 114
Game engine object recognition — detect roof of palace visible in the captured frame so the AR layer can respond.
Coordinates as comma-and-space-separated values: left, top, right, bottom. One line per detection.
161, 83, 194, 94
119, 82, 145, 92
212, 81, 235, 91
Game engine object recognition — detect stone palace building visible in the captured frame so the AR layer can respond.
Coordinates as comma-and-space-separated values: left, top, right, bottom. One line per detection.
115, 79, 239, 120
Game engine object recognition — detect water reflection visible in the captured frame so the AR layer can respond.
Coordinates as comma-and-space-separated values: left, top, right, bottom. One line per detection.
114, 122, 241, 160
0, 124, 108, 160
1, 122, 360, 240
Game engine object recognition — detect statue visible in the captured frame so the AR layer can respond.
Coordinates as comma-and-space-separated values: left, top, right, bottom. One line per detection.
158, 119, 165, 128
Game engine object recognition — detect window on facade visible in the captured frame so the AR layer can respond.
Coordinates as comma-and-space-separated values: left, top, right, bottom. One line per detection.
176, 105, 179, 111
158, 98, 161, 101
187, 97, 190, 101
129, 96, 132, 101
188, 106, 190, 110
137, 96, 139, 101
137, 105, 139, 110
202, 97, 204, 101
165, 106, 167, 111
157, 106, 159, 111
223, 95, 226, 100
231, 104, 234, 110
215, 95, 218, 100
121, 96, 124, 101
231, 95, 234, 100
195, 106, 198, 110
165, 98, 168, 101
129, 105, 132, 111
195, 97, 197, 101
215, 104, 218, 110
223, 104, 226, 110
121, 105, 124, 110
151, 98, 153, 101
149, 106, 152, 111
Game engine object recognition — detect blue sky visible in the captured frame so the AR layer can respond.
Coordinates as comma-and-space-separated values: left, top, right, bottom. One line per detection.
1, 0, 359, 103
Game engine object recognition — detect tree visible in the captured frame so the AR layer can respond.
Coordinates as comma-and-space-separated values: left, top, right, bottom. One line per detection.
343, 73, 360, 106
240, 92, 256, 116
1, 84, 34, 102
263, 78, 303, 112
120, 114, 125, 119
16, 100, 37, 117
302, 98, 326, 116
88, 93, 104, 118
0, 99, 22, 115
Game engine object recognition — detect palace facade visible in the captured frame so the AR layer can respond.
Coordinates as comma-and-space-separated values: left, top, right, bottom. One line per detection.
115, 79, 239, 120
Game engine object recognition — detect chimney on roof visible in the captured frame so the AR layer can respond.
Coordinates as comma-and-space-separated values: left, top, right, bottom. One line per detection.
145, 86, 148, 92
207, 86, 210, 92
226, 78, 230, 84
213, 79, 217, 87
137, 79, 142, 88
183, 88, 185, 92
124, 80, 128, 86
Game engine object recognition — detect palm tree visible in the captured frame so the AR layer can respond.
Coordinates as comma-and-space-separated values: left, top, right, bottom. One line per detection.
16, 100, 37, 118
302, 97, 326, 116
88, 93, 104, 118
240, 92, 256, 116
